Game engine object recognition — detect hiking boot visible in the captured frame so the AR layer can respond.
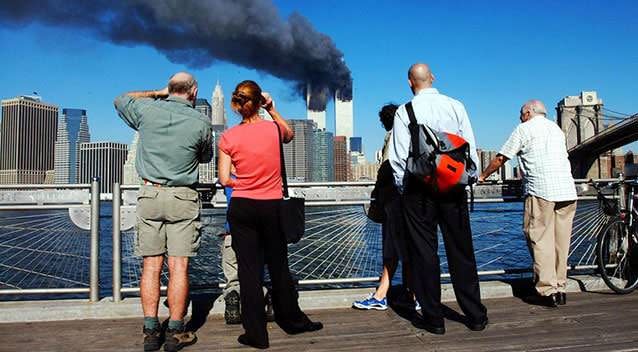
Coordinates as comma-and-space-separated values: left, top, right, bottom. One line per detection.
224, 291, 241, 325
143, 327, 163, 351
163, 328, 197, 352
264, 291, 275, 322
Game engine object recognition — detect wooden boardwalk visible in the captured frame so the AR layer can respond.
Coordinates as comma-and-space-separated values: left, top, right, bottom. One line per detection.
1, 291, 637, 351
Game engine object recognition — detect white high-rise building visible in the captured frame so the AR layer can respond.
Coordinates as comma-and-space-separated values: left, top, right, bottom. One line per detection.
335, 89, 353, 143
123, 132, 140, 185
306, 83, 326, 130
211, 81, 226, 127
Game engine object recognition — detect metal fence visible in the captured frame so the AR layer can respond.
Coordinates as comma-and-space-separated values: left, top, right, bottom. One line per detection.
0, 179, 101, 301
0, 179, 616, 302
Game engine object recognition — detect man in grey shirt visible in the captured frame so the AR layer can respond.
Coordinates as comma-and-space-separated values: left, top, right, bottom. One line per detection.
388, 63, 487, 335
114, 72, 212, 352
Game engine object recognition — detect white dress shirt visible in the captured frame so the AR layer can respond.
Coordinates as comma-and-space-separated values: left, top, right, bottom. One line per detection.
499, 115, 577, 202
388, 88, 480, 192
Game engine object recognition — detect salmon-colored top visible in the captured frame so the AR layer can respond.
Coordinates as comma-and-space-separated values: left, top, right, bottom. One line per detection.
218, 120, 284, 200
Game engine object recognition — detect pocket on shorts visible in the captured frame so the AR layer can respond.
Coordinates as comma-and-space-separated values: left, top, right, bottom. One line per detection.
137, 187, 161, 220
172, 189, 200, 221
191, 220, 202, 253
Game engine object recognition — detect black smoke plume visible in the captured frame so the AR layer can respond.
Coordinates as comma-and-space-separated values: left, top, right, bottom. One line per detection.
0, 0, 352, 110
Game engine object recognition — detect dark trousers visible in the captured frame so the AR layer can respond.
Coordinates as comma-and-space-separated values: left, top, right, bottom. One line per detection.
228, 197, 308, 345
402, 185, 487, 326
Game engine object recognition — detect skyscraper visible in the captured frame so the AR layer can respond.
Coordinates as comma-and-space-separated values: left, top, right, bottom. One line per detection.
306, 83, 326, 130
211, 81, 226, 128
335, 89, 354, 143
0, 96, 58, 184
195, 98, 212, 119
311, 129, 334, 182
78, 142, 127, 193
123, 132, 140, 185
333, 136, 350, 181
54, 108, 90, 184
283, 119, 316, 182
349, 137, 362, 153
197, 96, 215, 183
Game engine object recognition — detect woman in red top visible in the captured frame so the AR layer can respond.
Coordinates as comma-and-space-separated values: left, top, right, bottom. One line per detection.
218, 80, 322, 349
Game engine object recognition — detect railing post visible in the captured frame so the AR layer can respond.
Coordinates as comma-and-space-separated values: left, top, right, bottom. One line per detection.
90, 177, 100, 302
112, 182, 122, 302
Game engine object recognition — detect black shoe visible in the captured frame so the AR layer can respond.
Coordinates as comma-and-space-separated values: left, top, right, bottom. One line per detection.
525, 293, 559, 308
163, 328, 197, 352
143, 327, 164, 351
467, 317, 489, 331
237, 334, 269, 349
557, 292, 566, 305
279, 319, 323, 335
224, 291, 241, 325
264, 291, 275, 322
411, 317, 445, 335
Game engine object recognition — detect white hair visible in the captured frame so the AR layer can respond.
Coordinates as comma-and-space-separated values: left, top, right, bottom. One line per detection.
522, 99, 547, 116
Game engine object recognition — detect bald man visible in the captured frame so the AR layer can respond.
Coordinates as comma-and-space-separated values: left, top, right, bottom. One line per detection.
480, 100, 577, 308
388, 63, 487, 335
115, 72, 212, 351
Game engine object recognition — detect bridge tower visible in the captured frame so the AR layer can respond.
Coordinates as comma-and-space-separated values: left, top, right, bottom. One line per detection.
557, 91, 605, 178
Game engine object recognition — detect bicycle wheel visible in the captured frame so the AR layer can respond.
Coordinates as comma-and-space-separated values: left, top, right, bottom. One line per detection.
597, 219, 638, 294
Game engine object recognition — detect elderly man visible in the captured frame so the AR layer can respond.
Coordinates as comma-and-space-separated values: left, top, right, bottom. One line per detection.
480, 100, 577, 307
114, 72, 212, 351
389, 63, 488, 335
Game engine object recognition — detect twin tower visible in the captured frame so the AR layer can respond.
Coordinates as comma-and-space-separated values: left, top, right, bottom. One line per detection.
306, 84, 354, 142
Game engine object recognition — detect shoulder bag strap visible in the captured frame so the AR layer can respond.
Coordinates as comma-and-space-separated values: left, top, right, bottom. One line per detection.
405, 102, 420, 157
273, 122, 290, 198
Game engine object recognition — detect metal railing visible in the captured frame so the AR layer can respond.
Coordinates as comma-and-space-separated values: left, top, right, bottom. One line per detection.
0, 178, 614, 303
107, 179, 608, 302
0, 178, 101, 301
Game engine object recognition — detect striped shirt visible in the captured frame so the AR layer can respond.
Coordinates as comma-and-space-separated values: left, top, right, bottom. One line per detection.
499, 115, 577, 202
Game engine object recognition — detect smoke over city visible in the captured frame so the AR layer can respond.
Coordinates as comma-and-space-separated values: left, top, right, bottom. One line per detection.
0, 0, 352, 110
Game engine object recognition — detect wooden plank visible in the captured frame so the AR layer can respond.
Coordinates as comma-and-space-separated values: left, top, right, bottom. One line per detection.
0, 292, 637, 351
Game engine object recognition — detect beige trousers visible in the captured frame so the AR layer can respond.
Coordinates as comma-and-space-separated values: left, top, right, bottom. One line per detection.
523, 196, 577, 296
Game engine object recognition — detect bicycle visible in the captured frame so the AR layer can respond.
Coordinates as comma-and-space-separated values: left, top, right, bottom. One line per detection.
590, 173, 638, 294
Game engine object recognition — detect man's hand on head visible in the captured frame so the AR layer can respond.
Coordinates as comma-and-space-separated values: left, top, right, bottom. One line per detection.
156, 87, 169, 99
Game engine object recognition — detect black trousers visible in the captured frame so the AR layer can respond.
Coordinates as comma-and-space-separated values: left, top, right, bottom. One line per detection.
228, 197, 308, 345
402, 184, 487, 326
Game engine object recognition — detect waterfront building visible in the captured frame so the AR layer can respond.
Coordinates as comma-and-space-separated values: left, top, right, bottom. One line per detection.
335, 89, 354, 144
78, 142, 127, 193
306, 83, 326, 130
350, 151, 366, 166
0, 96, 58, 184
349, 137, 362, 153
123, 132, 140, 185
334, 136, 350, 181
195, 97, 216, 183
195, 98, 212, 119
351, 162, 379, 181
211, 81, 226, 127
311, 129, 334, 182
283, 119, 316, 182
54, 108, 90, 184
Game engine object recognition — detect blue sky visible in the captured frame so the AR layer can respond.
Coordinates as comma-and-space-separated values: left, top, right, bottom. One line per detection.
1, 0, 636, 159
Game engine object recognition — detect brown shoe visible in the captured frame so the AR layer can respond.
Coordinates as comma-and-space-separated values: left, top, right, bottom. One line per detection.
163, 328, 197, 352
143, 327, 164, 351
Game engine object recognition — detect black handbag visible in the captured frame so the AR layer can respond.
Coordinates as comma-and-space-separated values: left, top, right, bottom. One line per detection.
274, 122, 305, 244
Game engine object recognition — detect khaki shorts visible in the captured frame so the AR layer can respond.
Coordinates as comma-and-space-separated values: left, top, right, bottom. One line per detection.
135, 185, 202, 257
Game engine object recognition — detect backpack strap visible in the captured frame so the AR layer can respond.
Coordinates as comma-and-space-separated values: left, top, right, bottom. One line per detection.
273, 122, 290, 198
405, 102, 420, 157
